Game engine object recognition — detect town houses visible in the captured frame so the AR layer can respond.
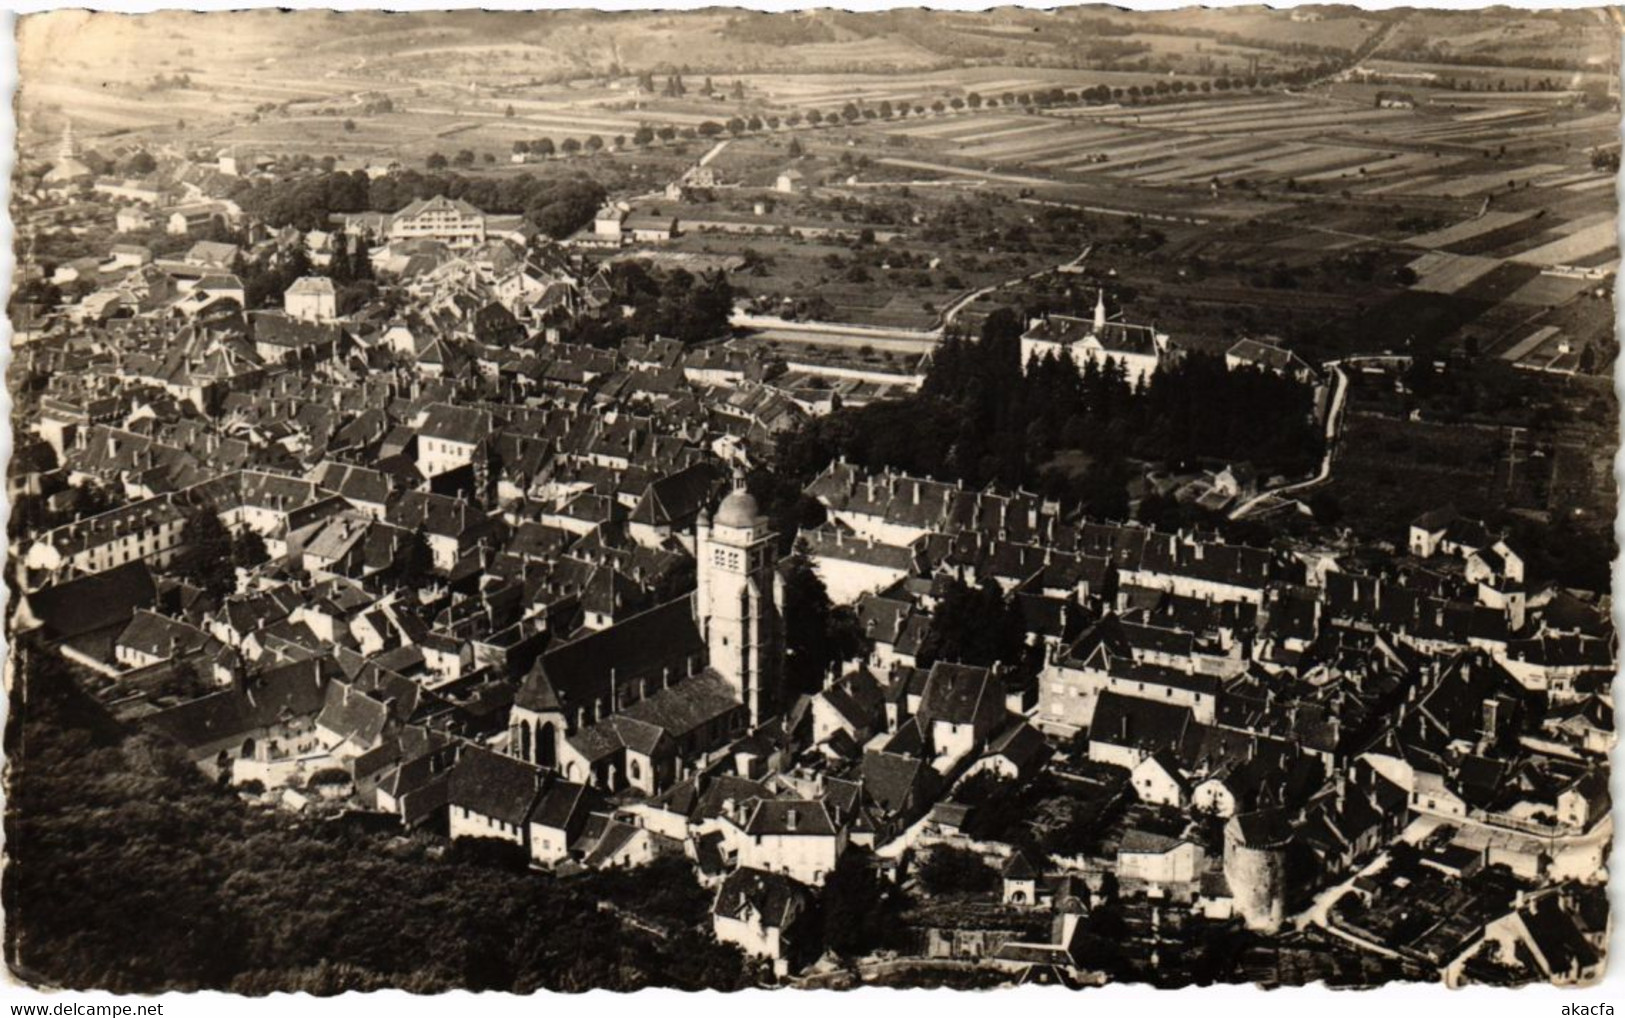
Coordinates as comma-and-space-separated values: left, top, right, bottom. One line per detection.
8, 113, 1612, 994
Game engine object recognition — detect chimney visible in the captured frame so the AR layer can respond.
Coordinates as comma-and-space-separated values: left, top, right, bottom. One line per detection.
786, 807, 799, 832
1481, 698, 1500, 743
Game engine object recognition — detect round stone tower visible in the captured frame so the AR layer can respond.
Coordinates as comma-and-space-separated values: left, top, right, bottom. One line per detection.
1223, 808, 1292, 933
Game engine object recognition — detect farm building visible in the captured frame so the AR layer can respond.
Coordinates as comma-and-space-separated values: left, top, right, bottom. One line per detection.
1225, 337, 1320, 383
775, 169, 806, 194
593, 204, 629, 243
625, 210, 678, 243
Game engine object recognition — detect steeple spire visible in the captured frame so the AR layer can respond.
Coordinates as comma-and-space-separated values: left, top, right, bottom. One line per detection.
1094, 289, 1107, 331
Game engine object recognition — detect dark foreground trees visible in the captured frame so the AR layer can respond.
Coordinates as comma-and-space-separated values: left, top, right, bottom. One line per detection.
4, 651, 749, 994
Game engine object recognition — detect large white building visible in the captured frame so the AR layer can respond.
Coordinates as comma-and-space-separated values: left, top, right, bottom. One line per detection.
1020, 292, 1170, 389
387, 195, 488, 248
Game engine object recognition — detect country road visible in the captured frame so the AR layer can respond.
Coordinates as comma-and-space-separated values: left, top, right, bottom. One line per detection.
1228, 354, 1409, 520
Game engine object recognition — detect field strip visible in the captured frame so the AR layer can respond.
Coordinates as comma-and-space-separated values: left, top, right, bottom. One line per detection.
1149, 100, 1342, 127
511, 110, 644, 129
1407, 251, 1504, 294
1500, 326, 1561, 362
959, 130, 1129, 160
1412, 116, 1563, 143
1135, 104, 1371, 132
1251, 147, 1378, 177
1100, 154, 1185, 175
1296, 150, 1434, 183
1195, 108, 1410, 135
1132, 144, 1318, 183
1119, 106, 1314, 130
948, 121, 1073, 146
1451, 122, 1618, 148
1089, 95, 1277, 118
1504, 273, 1593, 307
1551, 210, 1615, 235
1404, 163, 1567, 197
1123, 138, 1287, 178
906, 117, 1031, 139
1359, 173, 1447, 195
1563, 177, 1616, 193
1451, 107, 1536, 123
1534, 170, 1601, 188
1110, 97, 1303, 125
890, 115, 1014, 138
1508, 220, 1617, 267
1089, 142, 1240, 172
1121, 134, 1278, 162
1044, 146, 1161, 170
1028, 130, 1162, 167
1406, 210, 1535, 249
876, 156, 1056, 187
1068, 132, 1244, 164
1032, 124, 1148, 150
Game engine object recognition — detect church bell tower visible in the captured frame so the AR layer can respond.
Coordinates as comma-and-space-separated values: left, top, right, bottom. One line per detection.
694, 471, 783, 727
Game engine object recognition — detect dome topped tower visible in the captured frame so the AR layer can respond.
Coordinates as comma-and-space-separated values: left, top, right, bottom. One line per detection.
694, 466, 783, 727
713, 484, 762, 530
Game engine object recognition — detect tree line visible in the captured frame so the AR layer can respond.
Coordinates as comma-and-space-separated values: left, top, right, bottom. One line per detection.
232, 170, 607, 239
775, 308, 1322, 520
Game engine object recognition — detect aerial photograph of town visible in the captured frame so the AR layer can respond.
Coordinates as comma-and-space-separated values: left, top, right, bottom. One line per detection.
3, 3, 1618, 998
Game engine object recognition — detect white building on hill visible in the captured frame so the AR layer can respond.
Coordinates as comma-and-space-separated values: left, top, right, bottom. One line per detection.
1020, 291, 1170, 388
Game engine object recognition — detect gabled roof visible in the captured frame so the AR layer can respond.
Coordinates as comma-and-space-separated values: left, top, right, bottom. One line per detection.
1226, 337, 1317, 378
1518, 895, 1600, 976
147, 658, 330, 750
315, 679, 391, 747
528, 776, 593, 831
744, 798, 837, 837
985, 721, 1050, 771
527, 595, 705, 712
419, 402, 493, 446
311, 461, 393, 505
630, 461, 725, 527
23, 561, 157, 640
394, 194, 484, 221
286, 276, 336, 297
249, 311, 345, 350
1002, 849, 1039, 879
446, 745, 541, 826
861, 746, 938, 815
918, 661, 999, 727
1089, 691, 1195, 757
713, 867, 810, 929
